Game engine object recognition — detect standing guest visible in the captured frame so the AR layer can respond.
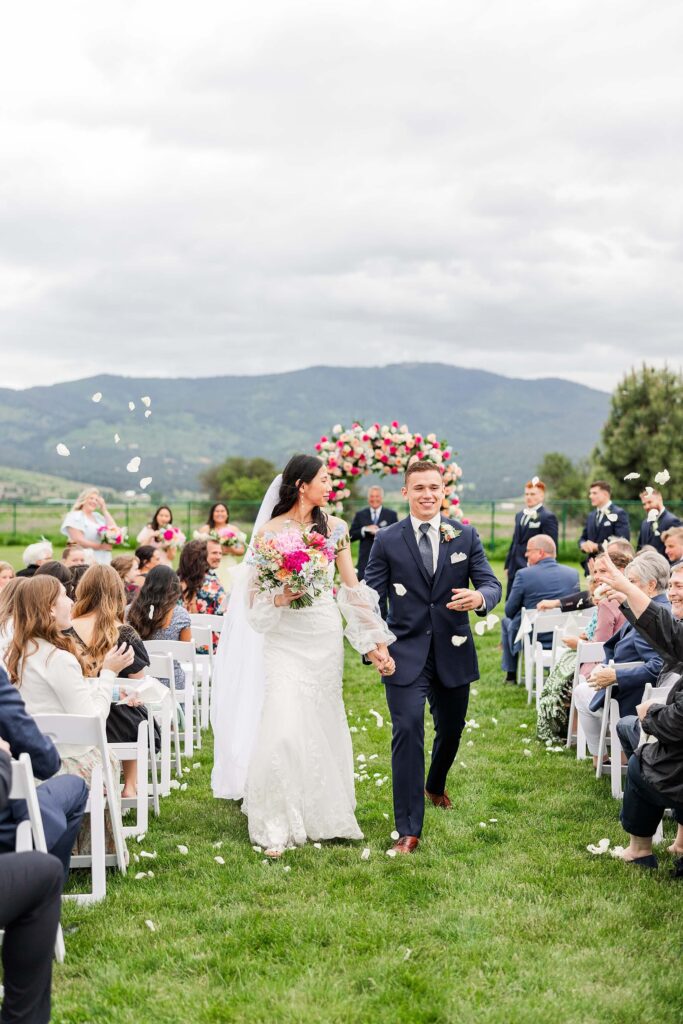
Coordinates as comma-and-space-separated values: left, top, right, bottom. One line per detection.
504, 479, 559, 598
0, 561, 15, 590
112, 554, 141, 601
61, 488, 121, 566
637, 488, 681, 557
501, 535, 580, 682
662, 526, 683, 569
16, 540, 53, 578
349, 486, 399, 580
129, 566, 192, 692
578, 480, 630, 576
70, 565, 151, 798
198, 502, 247, 593
137, 505, 178, 565
35, 560, 75, 599
131, 545, 162, 589
61, 543, 87, 568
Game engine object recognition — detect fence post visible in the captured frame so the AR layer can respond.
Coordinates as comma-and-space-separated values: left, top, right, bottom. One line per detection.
12, 502, 17, 541
561, 503, 567, 547
490, 501, 495, 550
125, 504, 130, 533
186, 502, 192, 538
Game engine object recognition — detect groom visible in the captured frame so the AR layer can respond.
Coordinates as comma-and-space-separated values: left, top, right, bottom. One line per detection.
364, 461, 502, 853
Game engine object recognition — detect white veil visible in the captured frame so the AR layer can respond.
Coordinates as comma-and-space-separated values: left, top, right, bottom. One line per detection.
210, 474, 282, 801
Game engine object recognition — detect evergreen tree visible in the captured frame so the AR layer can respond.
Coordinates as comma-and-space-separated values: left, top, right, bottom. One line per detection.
200, 457, 278, 502
536, 452, 590, 501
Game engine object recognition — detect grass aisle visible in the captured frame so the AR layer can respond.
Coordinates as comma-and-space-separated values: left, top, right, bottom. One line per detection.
48, 598, 681, 1023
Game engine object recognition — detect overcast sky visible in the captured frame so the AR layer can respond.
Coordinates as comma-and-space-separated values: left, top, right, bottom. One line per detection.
1, 0, 681, 393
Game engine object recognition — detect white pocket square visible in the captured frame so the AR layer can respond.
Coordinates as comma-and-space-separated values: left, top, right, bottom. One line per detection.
528, 521, 541, 529
450, 552, 467, 564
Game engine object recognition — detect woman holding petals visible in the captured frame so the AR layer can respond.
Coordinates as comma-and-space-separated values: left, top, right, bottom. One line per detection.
61, 489, 121, 566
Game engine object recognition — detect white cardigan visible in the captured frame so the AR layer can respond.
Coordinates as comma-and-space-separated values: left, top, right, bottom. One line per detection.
17, 638, 114, 759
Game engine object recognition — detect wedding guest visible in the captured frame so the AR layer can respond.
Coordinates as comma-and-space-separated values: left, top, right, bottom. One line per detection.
70, 565, 150, 797
129, 566, 192, 691
137, 505, 177, 565
112, 553, 141, 600
178, 540, 226, 617
198, 502, 246, 592
503, 479, 559, 598
501, 535, 580, 681
578, 480, 630, 575
349, 486, 399, 580
35, 560, 75, 599
0, 561, 15, 590
663, 526, 683, 569
61, 543, 88, 568
68, 563, 90, 595
0, 578, 26, 662
538, 539, 636, 612
61, 488, 121, 566
638, 488, 681, 557
132, 545, 161, 588
16, 540, 53, 578
573, 551, 669, 766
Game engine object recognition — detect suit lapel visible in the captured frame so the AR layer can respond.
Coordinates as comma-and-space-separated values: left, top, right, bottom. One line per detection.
401, 518, 432, 586
432, 520, 451, 590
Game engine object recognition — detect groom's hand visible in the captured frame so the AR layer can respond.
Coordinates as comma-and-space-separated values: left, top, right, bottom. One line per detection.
367, 645, 396, 676
447, 588, 485, 612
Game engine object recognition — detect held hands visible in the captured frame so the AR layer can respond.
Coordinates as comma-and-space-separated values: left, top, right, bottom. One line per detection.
447, 588, 484, 613
119, 687, 144, 707
103, 642, 136, 675
588, 666, 617, 690
274, 585, 306, 608
368, 644, 395, 677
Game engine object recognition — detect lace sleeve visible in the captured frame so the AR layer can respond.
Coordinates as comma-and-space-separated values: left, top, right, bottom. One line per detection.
336, 582, 396, 655
245, 565, 283, 634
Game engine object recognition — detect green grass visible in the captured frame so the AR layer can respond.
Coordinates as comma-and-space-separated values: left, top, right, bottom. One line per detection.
45, 566, 683, 1024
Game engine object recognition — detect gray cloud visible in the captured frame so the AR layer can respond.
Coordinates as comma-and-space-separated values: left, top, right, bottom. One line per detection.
1, 0, 682, 392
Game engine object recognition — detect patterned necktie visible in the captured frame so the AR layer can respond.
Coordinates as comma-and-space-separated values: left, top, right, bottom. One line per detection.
372, 509, 378, 525
418, 522, 434, 576
596, 510, 604, 526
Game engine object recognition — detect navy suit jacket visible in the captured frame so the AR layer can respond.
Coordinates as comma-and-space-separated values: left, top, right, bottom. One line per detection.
363, 516, 502, 689
637, 509, 681, 557
349, 506, 399, 578
588, 594, 669, 716
0, 665, 61, 835
505, 558, 580, 653
579, 504, 631, 574
504, 506, 559, 585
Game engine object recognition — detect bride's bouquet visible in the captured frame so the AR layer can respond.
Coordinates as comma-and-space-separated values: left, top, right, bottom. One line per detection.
97, 524, 128, 548
156, 525, 186, 550
251, 527, 337, 609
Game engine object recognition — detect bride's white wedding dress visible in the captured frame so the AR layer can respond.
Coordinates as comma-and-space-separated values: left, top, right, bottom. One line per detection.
242, 520, 392, 851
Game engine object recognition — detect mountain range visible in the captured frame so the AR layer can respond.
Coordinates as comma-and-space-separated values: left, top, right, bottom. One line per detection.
0, 364, 610, 498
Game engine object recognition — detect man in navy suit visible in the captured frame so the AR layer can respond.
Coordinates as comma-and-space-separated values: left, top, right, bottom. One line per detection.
579, 480, 630, 575
663, 526, 683, 569
364, 462, 502, 853
349, 486, 399, 580
501, 535, 580, 681
504, 479, 558, 598
637, 487, 681, 557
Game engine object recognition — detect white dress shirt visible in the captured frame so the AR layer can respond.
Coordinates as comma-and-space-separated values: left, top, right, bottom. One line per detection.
521, 502, 542, 525
596, 501, 612, 523
362, 506, 384, 537
410, 512, 441, 573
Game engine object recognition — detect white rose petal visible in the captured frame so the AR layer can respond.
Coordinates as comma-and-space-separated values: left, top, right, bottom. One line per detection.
369, 753, 379, 761
169, 779, 181, 790
382, 813, 389, 820
451, 635, 467, 647
91, 392, 102, 403
128, 402, 136, 411
519, 723, 528, 729
375, 778, 384, 786
471, 687, 478, 696
145, 410, 152, 418
474, 621, 487, 636
647, 508, 659, 522
609, 845, 626, 859
586, 838, 610, 855
390, 830, 400, 840
126, 457, 141, 473
214, 856, 225, 865
386, 849, 397, 858
654, 469, 670, 486
114, 433, 120, 444
485, 613, 500, 629
623, 472, 640, 481
489, 818, 498, 823
466, 740, 474, 747
393, 583, 407, 596
135, 871, 148, 880
140, 850, 157, 859
177, 845, 189, 855
145, 919, 156, 932
479, 822, 487, 828
133, 853, 140, 863
283, 865, 292, 872
56, 443, 70, 457
313, 842, 322, 850
491, 717, 498, 725
531, 476, 540, 485
403, 948, 412, 961
356, 754, 366, 762
135, 834, 146, 843
361, 848, 371, 861
180, 783, 188, 791
141, 396, 152, 407
523, 749, 532, 757
212, 841, 223, 849
349, 726, 358, 733
140, 477, 153, 489
252, 845, 262, 853
369, 709, 384, 728
460, 762, 468, 768
147, 870, 155, 878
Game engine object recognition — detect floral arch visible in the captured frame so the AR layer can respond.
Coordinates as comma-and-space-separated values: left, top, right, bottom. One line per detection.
315, 421, 463, 515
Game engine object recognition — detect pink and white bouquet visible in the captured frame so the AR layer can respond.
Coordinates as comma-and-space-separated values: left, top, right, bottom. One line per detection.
97, 524, 128, 547
156, 526, 186, 551
251, 528, 337, 609
193, 525, 247, 552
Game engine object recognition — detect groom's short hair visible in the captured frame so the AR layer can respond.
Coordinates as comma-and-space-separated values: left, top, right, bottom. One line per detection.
404, 461, 443, 485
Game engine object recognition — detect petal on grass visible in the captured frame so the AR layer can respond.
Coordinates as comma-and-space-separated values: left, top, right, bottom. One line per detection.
385, 849, 397, 858
390, 830, 400, 840
145, 920, 156, 932
586, 838, 610, 855
361, 848, 371, 861
177, 845, 188, 855
214, 856, 225, 865
369, 709, 384, 728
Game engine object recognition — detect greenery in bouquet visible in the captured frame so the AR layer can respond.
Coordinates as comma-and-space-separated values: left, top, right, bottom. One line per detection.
251, 527, 337, 609
97, 524, 128, 547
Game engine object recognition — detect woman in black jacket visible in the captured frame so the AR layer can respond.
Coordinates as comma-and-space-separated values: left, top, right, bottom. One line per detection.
600, 556, 683, 871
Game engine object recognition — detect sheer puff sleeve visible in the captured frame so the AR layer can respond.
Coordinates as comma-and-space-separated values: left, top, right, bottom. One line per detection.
336, 582, 396, 655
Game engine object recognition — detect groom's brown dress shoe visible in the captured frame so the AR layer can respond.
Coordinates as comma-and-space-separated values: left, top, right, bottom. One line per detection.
425, 789, 452, 810
392, 836, 419, 854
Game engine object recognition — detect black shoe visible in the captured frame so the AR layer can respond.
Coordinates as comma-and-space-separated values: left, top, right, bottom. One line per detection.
504, 672, 517, 684
671, 857, 683, 879
629, 854, 658, 870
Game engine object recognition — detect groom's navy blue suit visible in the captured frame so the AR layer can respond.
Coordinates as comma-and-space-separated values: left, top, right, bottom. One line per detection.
364, 516, 502, 838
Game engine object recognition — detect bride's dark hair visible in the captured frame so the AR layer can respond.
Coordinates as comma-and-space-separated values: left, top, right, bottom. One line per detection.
271, 455, 329, 537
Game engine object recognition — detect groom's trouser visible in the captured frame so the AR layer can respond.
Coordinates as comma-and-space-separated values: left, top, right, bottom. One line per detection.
385, 646, 469, 838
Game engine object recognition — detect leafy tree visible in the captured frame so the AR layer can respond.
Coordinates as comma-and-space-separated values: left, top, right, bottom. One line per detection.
593, 365, 683, 500
200, 457, 278, 503
536, 452, 591, 501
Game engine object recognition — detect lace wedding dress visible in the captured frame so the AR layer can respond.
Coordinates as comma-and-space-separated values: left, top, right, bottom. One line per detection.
242, 520, 392, 851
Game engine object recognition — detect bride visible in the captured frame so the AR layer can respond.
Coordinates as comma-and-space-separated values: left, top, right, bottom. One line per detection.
211, 454, 395, 856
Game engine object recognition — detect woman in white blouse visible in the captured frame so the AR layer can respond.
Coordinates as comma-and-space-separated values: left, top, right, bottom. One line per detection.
61, 489, 121, 566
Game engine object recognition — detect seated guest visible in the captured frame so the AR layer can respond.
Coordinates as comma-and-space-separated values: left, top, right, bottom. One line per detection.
573, 551, 669, 767
638, 488, 681, 557
137, 505, 177, 565
68, 563, 90, 594
501, 535, 580, 681
0, 578, 26, 662
112, 554, 141, 601
0, 663, 88, 879
503, 479, 558, 598
663, 526, 683, 570
578, 480, 630, 575
61, 488, 121, 566
129, 566, 192, 691
35, 559, 75, 599
349, 486, 399, 580
0, 738, 66, 1024
61, 542, 88, 569
70, 565, 151, 798
0, 561, 15, 591
16, 540, 53, 578
179, 539, 226, 617
132, 545, 162, 589
538, 539, 636, 612
594, 553, 683, 870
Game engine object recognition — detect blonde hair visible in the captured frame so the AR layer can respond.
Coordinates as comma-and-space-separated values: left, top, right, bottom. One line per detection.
111, 554, 138, 583
71, 488, 101, 512
71, 564, 126, 676
0, 561, 14, 576
5, 576, 82, 686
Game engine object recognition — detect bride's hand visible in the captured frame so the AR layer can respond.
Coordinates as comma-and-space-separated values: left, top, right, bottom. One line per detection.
275, 586, 306, 608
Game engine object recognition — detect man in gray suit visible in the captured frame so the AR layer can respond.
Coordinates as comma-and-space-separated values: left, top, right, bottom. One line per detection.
500, 535, 580, 682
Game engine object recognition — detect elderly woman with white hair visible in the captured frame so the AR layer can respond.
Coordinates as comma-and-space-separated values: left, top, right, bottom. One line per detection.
16, 540, 53, 579
60, 489, 120, 566
573, 550, 671, 767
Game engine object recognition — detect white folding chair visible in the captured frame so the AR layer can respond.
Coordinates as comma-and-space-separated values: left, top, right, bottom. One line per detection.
188, 614, 225, 732
529, 611, 570, 708
33, 714, 127, 905
566, 640, 605, 756
8, 753, 66, 962
594, 661, 644, 781
144, 640, 198, 757
109, 719, 149, 838
144, 653, 182, 794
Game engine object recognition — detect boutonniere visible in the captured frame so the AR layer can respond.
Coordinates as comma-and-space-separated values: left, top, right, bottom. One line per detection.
440, 523, 461, 543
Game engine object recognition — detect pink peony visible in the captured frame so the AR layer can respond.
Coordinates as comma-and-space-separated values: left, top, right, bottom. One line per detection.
315, 443, 322, 451
163, 528, 175, 541
283, 551, 310, 573
391, 420, 399, 428
461, 518, 470, 525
